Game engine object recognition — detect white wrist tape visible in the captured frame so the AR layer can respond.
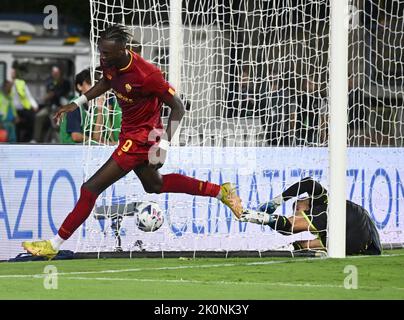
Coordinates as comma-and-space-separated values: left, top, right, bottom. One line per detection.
158, 139, 170, 151
73, 95, 88, 107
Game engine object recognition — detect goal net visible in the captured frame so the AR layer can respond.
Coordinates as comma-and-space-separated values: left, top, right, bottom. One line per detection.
79, 0, 404, 256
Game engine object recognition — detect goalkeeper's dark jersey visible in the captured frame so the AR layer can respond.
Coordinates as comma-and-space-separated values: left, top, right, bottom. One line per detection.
282, 177, 382, 255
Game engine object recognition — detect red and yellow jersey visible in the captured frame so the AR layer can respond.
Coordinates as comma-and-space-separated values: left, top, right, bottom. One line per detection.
101, 50, 175, 140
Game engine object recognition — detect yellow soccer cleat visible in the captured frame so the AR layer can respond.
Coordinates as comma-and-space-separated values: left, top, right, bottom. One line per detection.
220, 182, 243, 219
22, 240, 58, 260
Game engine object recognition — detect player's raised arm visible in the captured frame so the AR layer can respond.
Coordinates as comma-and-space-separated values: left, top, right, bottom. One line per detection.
281, 177, 327, 201
146, 91, 185, 169
54, 77, 111, 125
141, 70, 186, 142
240, 177, 328, 232
255, 177, 328, 215
81, 76, 112, 101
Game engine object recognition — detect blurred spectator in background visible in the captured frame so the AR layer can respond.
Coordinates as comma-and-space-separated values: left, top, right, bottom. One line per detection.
0, 125, 8, 142
33, 65, 71, 142
0, 81, 18, 143
347, 76, 371, 146
60, 68, 102, 144
258, 78, 296, 146
93, 66, 121, 144
45, 66, 71, 107
102, 94, 121, 144
294, 77, 328, 146
10, 67, 38, 142
59, 68, 121, 144
227, 67, 255, 118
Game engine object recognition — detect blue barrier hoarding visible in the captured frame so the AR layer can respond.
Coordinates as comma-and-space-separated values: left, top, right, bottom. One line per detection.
0, 145, 403, 259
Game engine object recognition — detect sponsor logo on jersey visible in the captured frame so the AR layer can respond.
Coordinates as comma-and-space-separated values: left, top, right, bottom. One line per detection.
113, 90, 134, 104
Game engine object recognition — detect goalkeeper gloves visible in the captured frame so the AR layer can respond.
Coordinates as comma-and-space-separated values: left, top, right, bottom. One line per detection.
257, 195, 283, 214
239, 209, 269, 224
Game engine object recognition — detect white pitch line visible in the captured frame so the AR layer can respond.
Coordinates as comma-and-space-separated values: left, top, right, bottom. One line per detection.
0, 253, 403, 280
60, 276, 404, 291
64, 276, 347, 288
0, 257, 319, 279
2, 273, 404, 292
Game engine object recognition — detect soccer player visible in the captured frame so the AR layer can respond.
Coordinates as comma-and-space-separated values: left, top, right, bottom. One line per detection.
59, 68, 102, 144
59, 68, 121, 144
22, 25, 243, 259
240, 177, 382, 255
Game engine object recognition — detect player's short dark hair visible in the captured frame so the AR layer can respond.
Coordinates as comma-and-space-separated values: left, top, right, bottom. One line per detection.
75, 68, 91, 88
99, 24, 131, 46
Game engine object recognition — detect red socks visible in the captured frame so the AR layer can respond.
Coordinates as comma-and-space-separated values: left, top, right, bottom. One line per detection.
58, 187, 98, 240
58, 175, 219, 240
160, 174, 221, 198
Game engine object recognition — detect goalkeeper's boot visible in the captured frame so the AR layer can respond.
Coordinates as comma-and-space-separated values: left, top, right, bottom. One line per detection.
239, 209, 270, 224
22, 240, 58, 260
220, 182, 243, 219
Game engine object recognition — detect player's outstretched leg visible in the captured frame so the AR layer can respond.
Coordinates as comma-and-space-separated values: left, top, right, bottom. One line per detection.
22, 157, 128, 259
134, 164, 244, 218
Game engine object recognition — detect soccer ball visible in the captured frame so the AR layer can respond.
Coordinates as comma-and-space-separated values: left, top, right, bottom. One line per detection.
135, 201, 164, 232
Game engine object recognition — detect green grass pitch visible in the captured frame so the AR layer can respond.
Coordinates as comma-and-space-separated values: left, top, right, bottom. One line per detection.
0, 249, 403, 300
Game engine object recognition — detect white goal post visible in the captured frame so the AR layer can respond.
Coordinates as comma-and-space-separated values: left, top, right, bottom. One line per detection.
328, 0, 349, 258
81, 0, 404, 257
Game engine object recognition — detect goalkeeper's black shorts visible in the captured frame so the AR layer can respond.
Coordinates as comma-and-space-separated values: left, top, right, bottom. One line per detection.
302, 201, 382, 255
345, 202, 382, 255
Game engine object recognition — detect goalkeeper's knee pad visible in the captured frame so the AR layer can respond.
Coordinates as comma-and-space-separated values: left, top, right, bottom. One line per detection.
267, 215, 292, 235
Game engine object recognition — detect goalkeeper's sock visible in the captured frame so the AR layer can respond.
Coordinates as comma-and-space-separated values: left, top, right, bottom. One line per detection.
58, 187, 98, 240
268, 215, 292, 235
50, 234, 64, 251
160, 174, 221, 198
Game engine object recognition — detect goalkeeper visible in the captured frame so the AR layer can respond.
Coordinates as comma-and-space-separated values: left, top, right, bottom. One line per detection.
240, 177, 382, 255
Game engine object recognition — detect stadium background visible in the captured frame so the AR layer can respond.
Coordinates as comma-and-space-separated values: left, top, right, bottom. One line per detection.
0, 144, 403, 260
0, 0, 403, 260
0, 0, 403, 301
